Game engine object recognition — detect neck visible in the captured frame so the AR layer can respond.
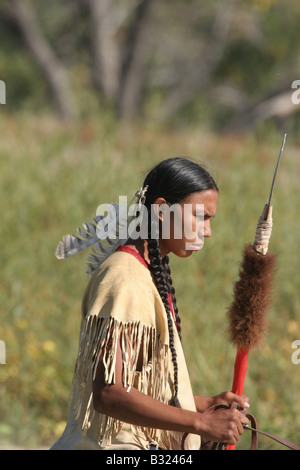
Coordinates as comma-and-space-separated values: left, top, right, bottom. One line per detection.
125, 238, 168, 262
125, 238, 149, 264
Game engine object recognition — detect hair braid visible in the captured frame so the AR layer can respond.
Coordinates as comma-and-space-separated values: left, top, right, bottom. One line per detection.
162, 255, 182, 341
147, 227, 181, 408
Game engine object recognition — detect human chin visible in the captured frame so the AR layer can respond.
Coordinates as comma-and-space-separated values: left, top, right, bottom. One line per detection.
173, 248, 194, 258
172, 242, 198, 258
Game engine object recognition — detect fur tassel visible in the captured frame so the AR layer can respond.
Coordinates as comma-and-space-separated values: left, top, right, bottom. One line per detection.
227, 244, 276, 350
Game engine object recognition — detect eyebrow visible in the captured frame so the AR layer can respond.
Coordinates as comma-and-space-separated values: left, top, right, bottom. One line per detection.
192, 206, 216, 219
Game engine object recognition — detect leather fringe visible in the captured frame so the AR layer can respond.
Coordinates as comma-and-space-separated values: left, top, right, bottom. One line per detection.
69, 315, 172, 448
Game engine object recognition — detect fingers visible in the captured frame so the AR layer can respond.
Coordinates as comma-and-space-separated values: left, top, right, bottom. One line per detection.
209, 406, 249, 444
235, 395, 250, 410
221, 391, 250, 410
227, 409, 248, 444
232, 393, 250, 410
236, 394, 250, 410
228, 408, 249, 440
201, 394, 250, 444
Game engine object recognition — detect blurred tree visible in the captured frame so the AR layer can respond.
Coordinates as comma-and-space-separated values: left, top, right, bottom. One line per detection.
1, 0, 77, 120
85, 0, 154, 120
85, 0, 121, 104
116, 0, 154, 120
0, 0, 300, 130
157, 0, 237, 121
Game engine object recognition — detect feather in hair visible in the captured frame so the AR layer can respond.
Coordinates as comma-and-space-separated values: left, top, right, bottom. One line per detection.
86, 202, 136, 275
55, 214, 105, 260
55, 189, 147, 275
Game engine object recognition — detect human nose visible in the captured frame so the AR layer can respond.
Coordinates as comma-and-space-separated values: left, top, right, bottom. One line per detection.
204, 220, 212, 238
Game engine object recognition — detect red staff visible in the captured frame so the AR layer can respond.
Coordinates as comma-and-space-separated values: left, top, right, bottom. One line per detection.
226, 134, 286, 450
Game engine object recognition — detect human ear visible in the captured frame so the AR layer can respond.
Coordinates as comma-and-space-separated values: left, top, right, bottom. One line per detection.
152, 197, 167, 222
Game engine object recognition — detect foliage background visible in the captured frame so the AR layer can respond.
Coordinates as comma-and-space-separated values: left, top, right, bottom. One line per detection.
0, 0, 299, 449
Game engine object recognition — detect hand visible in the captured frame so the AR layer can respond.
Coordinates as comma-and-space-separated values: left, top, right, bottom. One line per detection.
210, 391, 250, 411
198, 404, 249, 445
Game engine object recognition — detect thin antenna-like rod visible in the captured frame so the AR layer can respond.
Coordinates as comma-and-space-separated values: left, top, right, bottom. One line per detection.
265, 133, 287, 219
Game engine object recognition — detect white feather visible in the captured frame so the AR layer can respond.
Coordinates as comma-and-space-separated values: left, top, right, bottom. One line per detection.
55, 191, 144, 274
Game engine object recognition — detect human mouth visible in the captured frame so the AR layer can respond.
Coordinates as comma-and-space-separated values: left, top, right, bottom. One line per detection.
185, 241, 204, 251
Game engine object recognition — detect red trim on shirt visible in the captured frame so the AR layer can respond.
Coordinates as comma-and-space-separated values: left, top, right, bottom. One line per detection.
168, 293, 177, 328
116, 245, 149, 269
116, 245, 177, 329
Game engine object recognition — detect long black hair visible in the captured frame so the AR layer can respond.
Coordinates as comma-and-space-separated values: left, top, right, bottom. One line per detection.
142, 157, 218, 407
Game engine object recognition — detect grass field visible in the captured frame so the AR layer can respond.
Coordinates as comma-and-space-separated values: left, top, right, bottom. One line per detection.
0, 111, 299, 449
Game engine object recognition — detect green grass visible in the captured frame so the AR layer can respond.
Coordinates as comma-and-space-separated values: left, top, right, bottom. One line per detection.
1, 111, 299, 449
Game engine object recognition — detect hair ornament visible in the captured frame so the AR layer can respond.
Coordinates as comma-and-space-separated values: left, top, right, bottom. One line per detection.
55, 186, 149, 275
135, 185, 148, 205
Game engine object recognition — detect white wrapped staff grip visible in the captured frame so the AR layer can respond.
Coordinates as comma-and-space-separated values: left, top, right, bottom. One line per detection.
253, 204, 273, 255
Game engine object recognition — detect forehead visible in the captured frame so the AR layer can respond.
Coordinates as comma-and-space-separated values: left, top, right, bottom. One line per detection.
181, 189, 218, 212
